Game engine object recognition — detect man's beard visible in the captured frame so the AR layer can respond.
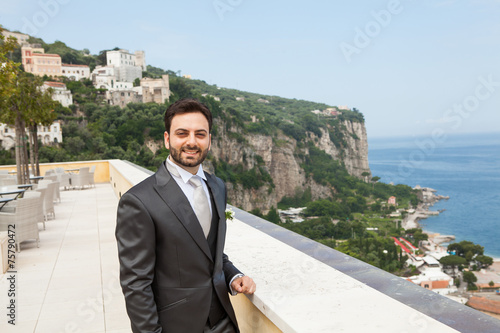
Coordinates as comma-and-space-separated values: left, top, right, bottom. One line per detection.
169, 145, 209, 169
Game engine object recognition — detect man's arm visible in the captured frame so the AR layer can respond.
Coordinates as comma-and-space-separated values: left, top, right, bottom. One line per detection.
116, 192, 161, 332
219, 175, 256, 295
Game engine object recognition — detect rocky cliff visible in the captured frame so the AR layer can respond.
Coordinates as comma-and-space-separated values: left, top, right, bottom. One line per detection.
209, 118, 371, 212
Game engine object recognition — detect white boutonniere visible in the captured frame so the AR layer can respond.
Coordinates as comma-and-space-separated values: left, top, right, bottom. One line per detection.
225, 208, 235, 221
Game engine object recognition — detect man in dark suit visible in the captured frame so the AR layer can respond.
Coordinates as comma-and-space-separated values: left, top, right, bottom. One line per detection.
116, 98, 256, 332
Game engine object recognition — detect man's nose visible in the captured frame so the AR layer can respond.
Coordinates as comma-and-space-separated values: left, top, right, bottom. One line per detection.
186, 133, 197, 145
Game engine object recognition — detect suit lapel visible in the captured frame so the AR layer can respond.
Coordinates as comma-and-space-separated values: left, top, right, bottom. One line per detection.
205, 173, 226, 224
205, 173, 226, 272
153, 163, 212, 262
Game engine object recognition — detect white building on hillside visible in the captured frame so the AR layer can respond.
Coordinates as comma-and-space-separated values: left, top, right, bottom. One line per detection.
91, 66, 133, 91
108, 90, 141, 108
1, 30, 30, 45
0, 121, 63, 150
139, 75, 170, 104
38, 121, 63, 145
134, 50, 146, 71
106, 49, 143, 82
42, 81, 73, 107
61, 64, 90, 80
91, 66, 115, 89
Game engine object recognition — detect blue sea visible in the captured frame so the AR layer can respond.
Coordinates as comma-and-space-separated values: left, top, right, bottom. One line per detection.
368, 132, 500, 258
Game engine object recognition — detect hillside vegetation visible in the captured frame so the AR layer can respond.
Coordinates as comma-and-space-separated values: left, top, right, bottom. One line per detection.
2, 38, 422, 274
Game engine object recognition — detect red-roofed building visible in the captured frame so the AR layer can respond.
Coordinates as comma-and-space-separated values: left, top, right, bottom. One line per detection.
405, 268, 455, 295
388, 196, 397, 205
42, 81, 73, 107
22, 46, 61, 77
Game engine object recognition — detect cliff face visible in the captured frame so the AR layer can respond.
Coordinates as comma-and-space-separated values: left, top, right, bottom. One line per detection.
340, 120, 370, 178
209, 118, 371, 212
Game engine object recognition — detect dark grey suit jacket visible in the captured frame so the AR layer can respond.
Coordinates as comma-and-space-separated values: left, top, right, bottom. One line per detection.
115, 162, 241, 332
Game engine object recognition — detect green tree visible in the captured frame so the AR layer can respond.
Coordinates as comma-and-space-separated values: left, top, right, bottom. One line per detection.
448, 240, 484, 260
371, 176, 381, 189
1, 28, 57, 179
265, 207, 280, 224
361, 171, 370, 183
462, 271, 477, 284
475, 255, 493, 268
462, 271, 477, 290
439, 255, 467, 277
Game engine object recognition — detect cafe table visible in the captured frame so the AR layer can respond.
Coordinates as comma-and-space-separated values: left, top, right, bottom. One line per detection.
29, 176, 44, 184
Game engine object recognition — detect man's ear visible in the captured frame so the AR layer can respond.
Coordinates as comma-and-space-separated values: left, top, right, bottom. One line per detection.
164, 131, 170, 149
208, 134, 211, 151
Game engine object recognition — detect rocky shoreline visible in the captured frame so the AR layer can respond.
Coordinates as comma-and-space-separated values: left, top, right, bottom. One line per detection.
402, 186, 458, 251
402, 185, 449, 231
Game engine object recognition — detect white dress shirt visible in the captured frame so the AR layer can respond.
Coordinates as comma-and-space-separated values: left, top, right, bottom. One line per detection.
165, 157, 243, 294
166, 158, 212, 216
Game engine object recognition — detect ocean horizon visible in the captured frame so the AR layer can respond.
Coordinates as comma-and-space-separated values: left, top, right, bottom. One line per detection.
368, 131, 500, 259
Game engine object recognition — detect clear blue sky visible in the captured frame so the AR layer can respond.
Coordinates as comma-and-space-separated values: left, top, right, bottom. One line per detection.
2, 0, 499, 138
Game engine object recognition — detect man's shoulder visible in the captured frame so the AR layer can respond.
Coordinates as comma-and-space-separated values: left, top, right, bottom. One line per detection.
121, 167, 162, 199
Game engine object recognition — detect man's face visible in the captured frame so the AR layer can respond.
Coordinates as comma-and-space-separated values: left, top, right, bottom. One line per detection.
164, 111, 211, 174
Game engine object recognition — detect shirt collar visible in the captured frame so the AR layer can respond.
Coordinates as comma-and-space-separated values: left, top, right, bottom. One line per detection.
166, 156, 207, 184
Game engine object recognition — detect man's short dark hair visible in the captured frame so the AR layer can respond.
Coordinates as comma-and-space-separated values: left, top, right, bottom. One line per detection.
164, 98, 212, 134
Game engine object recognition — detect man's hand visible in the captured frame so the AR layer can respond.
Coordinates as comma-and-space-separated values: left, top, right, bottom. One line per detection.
231, 275, 256, 295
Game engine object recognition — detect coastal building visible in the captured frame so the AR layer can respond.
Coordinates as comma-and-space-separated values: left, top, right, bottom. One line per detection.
42, 81, 73, 107
22, 46, 62, 77
38, 121, 63, 145
405, 267, 455, 295
201, 93, 220, 102
91, 65, 116, 89
0, 121, 63, 149
311, 108, 343, 117
61, 64, 90, 80
1, 30, 30, 45
325, 107, 342, 116
388, 196, 397, 205
278, 207, 306, 223
134, 50, 146, 71
108, 90, 141, 108
0, 124, 15, 150
106, 49, 143, 82
139, 75, 170, 104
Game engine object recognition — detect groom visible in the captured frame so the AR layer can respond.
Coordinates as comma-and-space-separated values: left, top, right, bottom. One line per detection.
116, 98, 256, 332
